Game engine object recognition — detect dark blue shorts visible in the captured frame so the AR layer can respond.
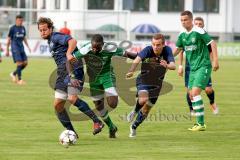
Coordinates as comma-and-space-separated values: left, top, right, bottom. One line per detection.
136, 76, 162, 105
12, 50, 27, 63
55, 64, 84, 93
185, 69, 212, 88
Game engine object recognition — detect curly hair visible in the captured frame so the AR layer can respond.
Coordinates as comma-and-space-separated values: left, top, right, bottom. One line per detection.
37, 17, 54, 29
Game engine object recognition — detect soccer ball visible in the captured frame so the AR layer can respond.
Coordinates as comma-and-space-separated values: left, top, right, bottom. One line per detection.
59, 130, 77, 147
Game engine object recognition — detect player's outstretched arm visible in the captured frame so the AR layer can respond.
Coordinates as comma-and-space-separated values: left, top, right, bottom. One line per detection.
65, 38, 81, 87
160, 60, 176, 70
123, 51, 138, 59
167, 61, 176, 70
210, 41, 219, 71
66, 39, 77, 62
126, 56, 142, 78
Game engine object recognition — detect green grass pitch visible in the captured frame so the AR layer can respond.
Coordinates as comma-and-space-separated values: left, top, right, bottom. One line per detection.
0, 58, 239, 160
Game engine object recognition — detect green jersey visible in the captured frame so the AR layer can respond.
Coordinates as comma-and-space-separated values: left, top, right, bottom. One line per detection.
73, 42, 125, 79
176, 26, 212, 71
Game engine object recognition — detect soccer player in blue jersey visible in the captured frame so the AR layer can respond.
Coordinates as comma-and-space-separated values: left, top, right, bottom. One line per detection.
178, 17, 219, 115
6, 15, 31, 85
37, 17, 104, 137
126, 34, 176, 137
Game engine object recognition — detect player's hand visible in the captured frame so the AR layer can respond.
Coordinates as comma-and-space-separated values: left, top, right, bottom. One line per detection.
126, 72, 134, 79
178, 65, 183, 77
70, 78, 81, 87
160, 60, 168, 68
66, 54, 76, 63
212, 61, 219, 71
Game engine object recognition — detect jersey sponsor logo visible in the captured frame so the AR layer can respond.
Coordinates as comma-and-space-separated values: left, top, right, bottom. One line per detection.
15, 32, 24, 38
191, 38, 196, 43
49, 41, 54, 49
184, 45, 197, 51
50, 51, 59, 56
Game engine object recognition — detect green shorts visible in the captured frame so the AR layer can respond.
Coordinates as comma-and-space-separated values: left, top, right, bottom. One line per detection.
188, 66, 212, 90
89, 72, 116, 97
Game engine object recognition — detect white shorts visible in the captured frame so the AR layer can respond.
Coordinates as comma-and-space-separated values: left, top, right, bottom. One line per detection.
91, 87, 118, 101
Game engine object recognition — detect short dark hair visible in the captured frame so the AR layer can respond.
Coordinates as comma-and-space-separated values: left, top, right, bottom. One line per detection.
194, 17, 204, 22
181, 10, 193, 19
37, 17, 54, 29
91, 34, 104, 44
16, 15, 23, 19
152, 33, 165, 44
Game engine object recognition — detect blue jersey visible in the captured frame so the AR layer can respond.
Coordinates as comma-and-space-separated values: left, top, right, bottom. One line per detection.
137, 45, 174, 85
138, 46, 174, 63
138, 45, 175, 74
8, 25, 26, 52
48, 32, 84, 92
48, 32, 80, 66
136, 45, 174, 100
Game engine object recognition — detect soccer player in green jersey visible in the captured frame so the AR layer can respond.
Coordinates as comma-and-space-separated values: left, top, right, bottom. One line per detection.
174, 11, 219, 131
178, 17, 219, 115
73, 34, 136, 138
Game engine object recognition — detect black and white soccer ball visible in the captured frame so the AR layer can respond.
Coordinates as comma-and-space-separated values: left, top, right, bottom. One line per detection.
59, 130, 77, 147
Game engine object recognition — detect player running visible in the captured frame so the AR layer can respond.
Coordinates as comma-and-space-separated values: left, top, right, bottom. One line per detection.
37, 17, 104, 137
6, 15, 31, 85
126, 33, 176, 137
174, 11, 219, 131
178, 17, 219, 115
73, 34, 136, 138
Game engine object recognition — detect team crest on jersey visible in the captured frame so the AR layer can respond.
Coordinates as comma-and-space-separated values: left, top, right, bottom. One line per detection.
191, 38, 196, 43
49, 41, 54, 49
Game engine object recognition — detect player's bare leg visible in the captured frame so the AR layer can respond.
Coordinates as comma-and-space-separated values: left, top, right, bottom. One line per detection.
205, 87, 218, 114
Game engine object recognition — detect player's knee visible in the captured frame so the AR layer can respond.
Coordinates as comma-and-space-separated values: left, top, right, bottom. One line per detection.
67, 95, 78, 104
23, 62, 28, 67
188, 92, 193, 100
107, 96, 118, 108
138, 97, 148, 105
205, 87, 213, 95
94, 100, 104, 111
191, 88, 201, 97
54, 100, 65, 112
108, 101, 118, 108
